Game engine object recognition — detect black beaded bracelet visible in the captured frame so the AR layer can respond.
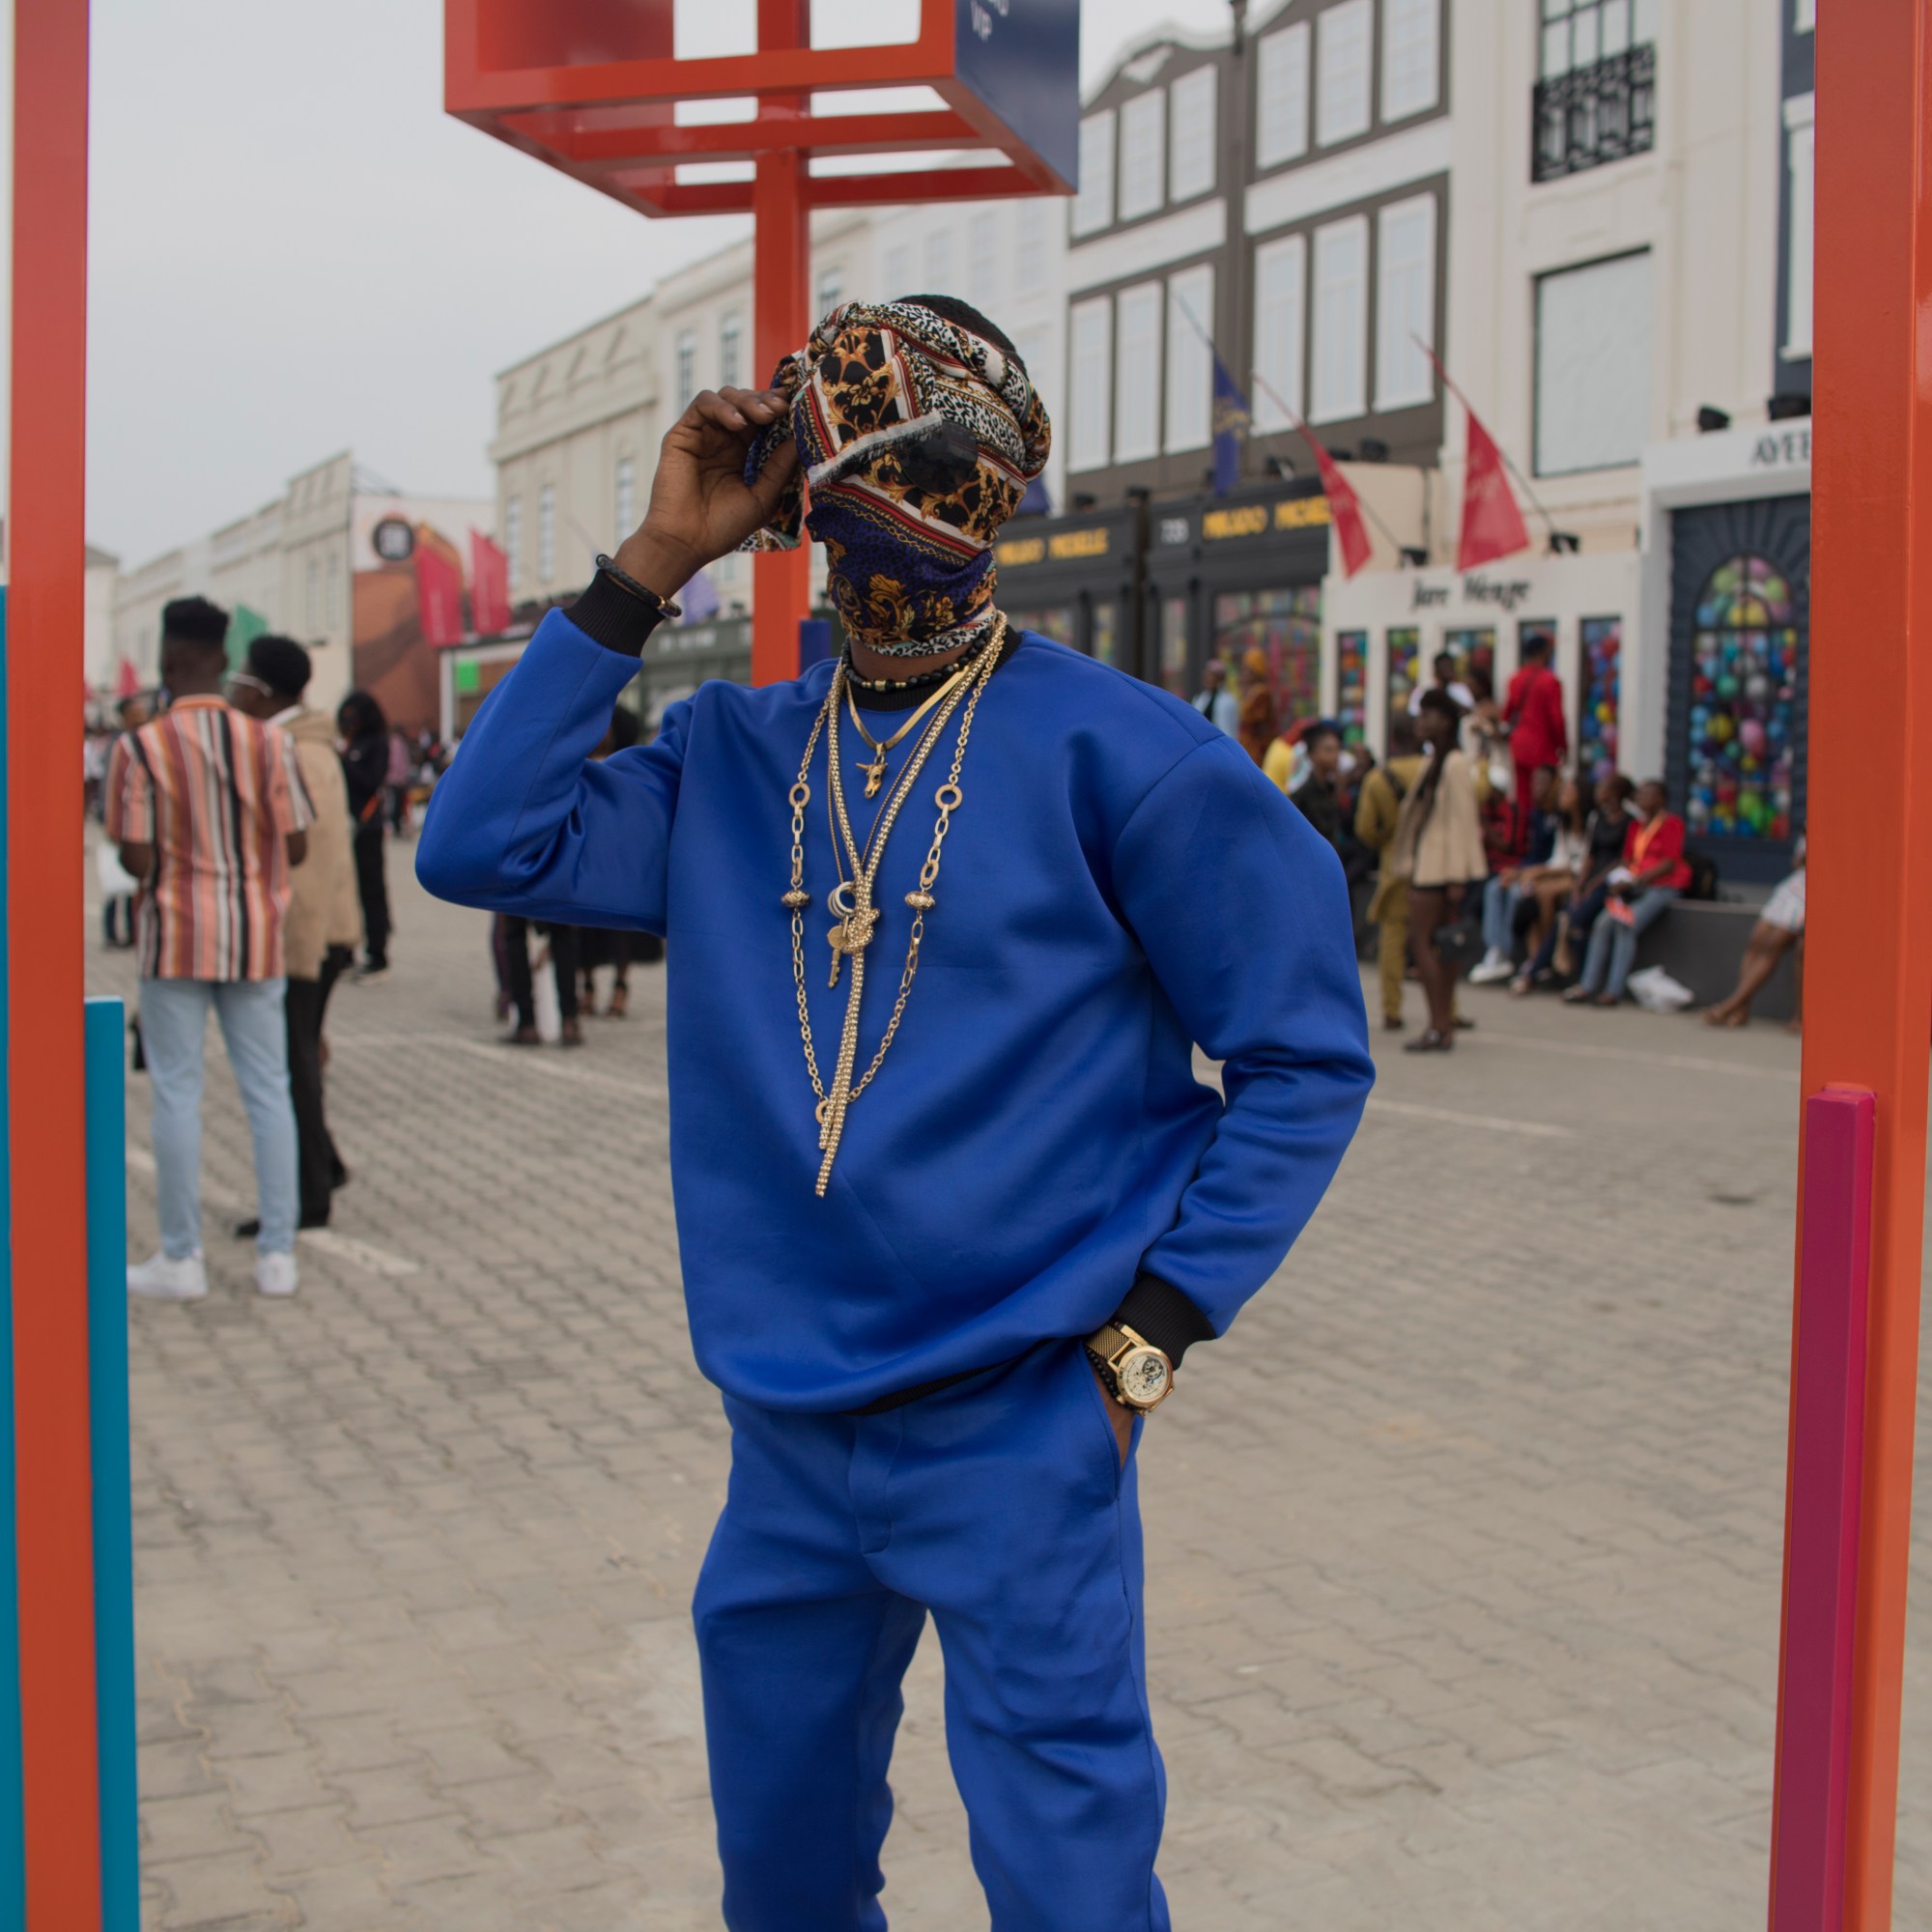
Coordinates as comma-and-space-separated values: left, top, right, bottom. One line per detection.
594, 553, 682, 620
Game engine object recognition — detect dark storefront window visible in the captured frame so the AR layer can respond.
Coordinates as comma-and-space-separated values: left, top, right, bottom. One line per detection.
1214, 587, 1321, 727
1007, 605, 1078, 650
1092, 603, 1120, 667
1159, 596, 1190, 697
1686, 554, 1799, 842
1335, 631, 1368, 746
1385, 625, 1422, 745
1577, 615, 1623, 781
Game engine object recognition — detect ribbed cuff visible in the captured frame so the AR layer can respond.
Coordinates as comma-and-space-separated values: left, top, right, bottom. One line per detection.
568, 571, 667, 658
1110, 1273, 1217, 1368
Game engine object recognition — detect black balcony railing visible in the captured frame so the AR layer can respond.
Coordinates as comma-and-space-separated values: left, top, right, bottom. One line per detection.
1532, 44, 1657, 183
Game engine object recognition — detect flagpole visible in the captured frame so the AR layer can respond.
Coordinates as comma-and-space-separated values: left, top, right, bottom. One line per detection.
1244, 369, 1414, 558
1414, 335, 1569, 553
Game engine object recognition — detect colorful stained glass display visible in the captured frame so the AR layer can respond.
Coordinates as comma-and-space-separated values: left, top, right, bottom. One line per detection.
1336, 632, 1368, 745
1384, 625, 1421, 747
1160, 597, 1190, 696
1215, 587, 1322, 726
1686, 554, 1797, 841
1577, 615, 1622, 781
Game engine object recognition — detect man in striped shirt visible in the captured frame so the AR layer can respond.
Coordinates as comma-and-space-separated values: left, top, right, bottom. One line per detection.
105, 597, 315, 1300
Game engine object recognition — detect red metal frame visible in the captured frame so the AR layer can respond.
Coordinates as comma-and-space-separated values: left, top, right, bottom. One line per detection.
1771, 6, 1932, 1927
11, 0, 100, 1920
445, 0, 1072, 220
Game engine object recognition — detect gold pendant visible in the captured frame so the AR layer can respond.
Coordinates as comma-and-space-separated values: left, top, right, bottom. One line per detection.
862, 753, 887, 799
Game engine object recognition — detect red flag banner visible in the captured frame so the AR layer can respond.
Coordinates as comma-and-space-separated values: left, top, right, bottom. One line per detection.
1247, 370, 1375, 577
1459, 408, 1532, 571
1300, 430, 1374, 577
470, 529, 512, 636
414, 539, 466, 648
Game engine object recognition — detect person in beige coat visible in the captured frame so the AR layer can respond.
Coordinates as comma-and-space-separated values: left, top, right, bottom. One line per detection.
228, 635, 361, 1227
1387, 687, 1488, 1053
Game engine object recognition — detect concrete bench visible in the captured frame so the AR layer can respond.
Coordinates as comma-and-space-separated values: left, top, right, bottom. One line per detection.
1634, 897, 1798, 1021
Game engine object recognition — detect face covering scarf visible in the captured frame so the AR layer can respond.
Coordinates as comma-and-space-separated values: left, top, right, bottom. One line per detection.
739, 298, 1053, 657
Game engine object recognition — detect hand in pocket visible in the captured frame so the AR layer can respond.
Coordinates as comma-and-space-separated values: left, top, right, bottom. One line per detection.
1088, 1356, 1133, 1466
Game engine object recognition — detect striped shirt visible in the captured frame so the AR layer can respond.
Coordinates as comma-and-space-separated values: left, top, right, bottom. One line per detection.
104, 697, 314, 981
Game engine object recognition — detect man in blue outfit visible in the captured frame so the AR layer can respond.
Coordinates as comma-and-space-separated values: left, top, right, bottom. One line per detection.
418, 298, 1374, 1931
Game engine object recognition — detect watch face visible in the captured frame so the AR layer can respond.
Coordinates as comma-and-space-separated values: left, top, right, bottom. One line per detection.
1120, 1348, 1172, 1406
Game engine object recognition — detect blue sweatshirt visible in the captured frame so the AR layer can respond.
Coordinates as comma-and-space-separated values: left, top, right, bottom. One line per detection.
417, 606, 1373, 1412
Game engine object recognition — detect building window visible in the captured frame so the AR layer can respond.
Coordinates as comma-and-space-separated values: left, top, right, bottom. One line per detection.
1784, 94, 1815, 359
1115, 281, 1163, 463
968, 212, 1001, 304
1015, 200, 1048, 287
675, 330, 696, 410
537, 483, 555, 582
1535, 250, 1652, 474
1068, 297, 1113, 470
1534, 0, 1658, 182
882, 242, 913, 294
1251, 233, 1307, 432
1375, 194, 1436, 411
504, 496, 523, 591
1381, 0, 1440, 122
1215, 588, 1322, 728
1317, 0, 1374, 149
1796, 0, 1815, 29
1071, 111, 1117, 237
1165, 265, 1215, 453
1168, 66, 1217, 204
1119, 90, 1167, 223
326, 557, 340, 630
719, 310, 743, 389
923, 224, 953, 289
305, 557, 319, 629
1311, 215, 1369, 423
1256, 21, 1311, 169
815, 264, 844, 314
615, 456, 637, 536
1685, 559, 1798, 841
1577, 616, 1622, 781
1384, 624, 1421, 740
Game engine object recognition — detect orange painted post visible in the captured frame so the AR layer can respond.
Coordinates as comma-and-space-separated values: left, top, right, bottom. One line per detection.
751, 0, 812, 688
1770, 4, 1932, 1927
8, 0, 102, 1924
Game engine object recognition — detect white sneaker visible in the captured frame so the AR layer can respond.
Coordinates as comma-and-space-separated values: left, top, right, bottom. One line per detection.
128, 1250, 208, 1301
254, 1250, 299, 1298
1468, 954, 1516, 985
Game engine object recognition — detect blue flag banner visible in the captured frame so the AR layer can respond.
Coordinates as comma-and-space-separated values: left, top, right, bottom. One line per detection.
1211, 357, 1250, 497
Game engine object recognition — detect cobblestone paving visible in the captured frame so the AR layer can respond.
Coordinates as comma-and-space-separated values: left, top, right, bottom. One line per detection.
88, 838, 1932, 1929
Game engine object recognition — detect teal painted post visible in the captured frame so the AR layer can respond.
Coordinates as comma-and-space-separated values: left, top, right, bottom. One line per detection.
0, 585, 18, 1930
86, 994, 136, 1928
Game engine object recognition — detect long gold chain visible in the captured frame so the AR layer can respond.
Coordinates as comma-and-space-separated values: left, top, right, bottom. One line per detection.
784, 618, 1006, 1196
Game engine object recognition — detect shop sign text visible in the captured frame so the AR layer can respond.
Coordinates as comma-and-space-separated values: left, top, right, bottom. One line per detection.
1411, 572, 1536, 613
1201, 497, 1334, 542
1749, 427, 1810, 469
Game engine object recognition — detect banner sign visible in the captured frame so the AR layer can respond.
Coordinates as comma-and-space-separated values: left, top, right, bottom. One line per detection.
954, 0, 1080, 189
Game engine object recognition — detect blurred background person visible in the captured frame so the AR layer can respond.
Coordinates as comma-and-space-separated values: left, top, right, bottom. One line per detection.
337, 690, 393, 982
1503, 633, 1568, 843
1356, 715, 1426, 1032
227, 635, 360, 1231
1514, 772, 1636, 995
1565, 779, 1690, 1008
1190, 657, 1237, 735
1393, 690, 1487, 1053
1703, 840, 1804, 1031
1237, 676, 1278, 772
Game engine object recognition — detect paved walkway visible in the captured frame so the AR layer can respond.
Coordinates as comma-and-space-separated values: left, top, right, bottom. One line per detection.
89, 838, 1932, 1929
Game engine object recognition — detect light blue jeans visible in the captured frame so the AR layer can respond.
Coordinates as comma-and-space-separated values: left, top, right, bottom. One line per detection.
140, 977, 298, 1258
1482, 874, 1523, 956
1577, 888, 1680, 1001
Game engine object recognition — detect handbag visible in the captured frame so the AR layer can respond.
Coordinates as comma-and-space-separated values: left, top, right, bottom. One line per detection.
1432, 914, 1486, 980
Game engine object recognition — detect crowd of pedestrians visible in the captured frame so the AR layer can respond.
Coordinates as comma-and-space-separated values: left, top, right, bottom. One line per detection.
1192, 643, 1804, 1054
98, 596, 420, 1300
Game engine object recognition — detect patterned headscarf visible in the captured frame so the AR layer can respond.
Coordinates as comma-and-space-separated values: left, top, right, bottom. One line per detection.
740, 298, 1052, 656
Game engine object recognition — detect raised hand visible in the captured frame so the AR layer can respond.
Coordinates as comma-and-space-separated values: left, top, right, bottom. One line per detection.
612, 386, 800, 602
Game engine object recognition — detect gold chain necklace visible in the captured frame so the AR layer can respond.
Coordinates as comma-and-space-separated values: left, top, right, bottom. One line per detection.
843, 665, 971, 799
783, 617, 1006, 1196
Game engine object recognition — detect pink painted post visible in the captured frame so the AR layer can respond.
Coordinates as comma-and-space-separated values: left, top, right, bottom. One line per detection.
1771, 1086, 1877, 1930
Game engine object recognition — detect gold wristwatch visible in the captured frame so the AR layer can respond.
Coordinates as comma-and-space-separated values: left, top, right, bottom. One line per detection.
1085, 1321, 1175, 1412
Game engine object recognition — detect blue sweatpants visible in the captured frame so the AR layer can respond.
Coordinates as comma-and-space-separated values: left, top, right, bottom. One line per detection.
694, 1340, 1169, 1931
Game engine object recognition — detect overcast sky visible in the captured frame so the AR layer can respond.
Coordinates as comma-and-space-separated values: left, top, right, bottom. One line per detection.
83, 0, 1243, 566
